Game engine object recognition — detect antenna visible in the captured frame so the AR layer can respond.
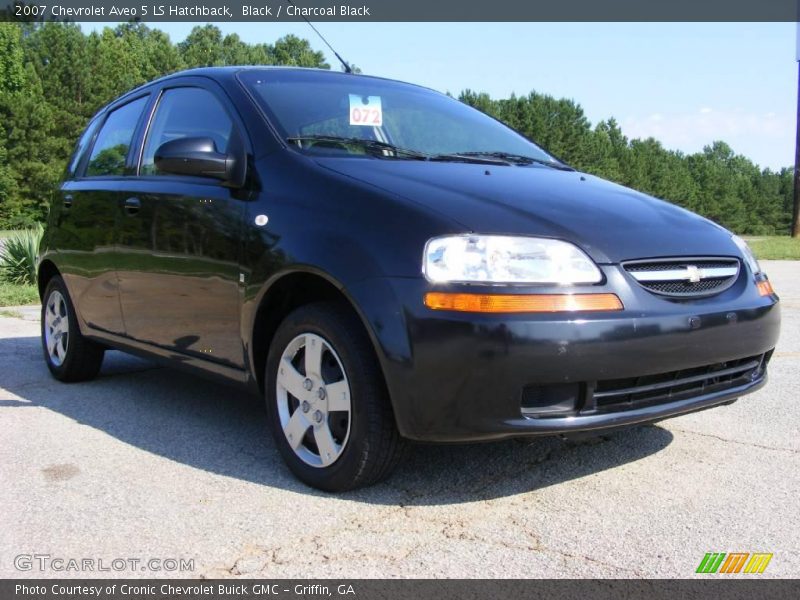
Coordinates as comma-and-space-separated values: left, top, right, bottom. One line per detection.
284, 0, 353, 73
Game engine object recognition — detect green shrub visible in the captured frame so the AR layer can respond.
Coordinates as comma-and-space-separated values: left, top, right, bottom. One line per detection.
0, 225, 44, 285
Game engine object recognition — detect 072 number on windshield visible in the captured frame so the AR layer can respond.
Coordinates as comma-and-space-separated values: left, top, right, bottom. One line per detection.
350, 107, 382, 126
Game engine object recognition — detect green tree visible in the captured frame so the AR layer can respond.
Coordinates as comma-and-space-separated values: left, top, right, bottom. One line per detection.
178, 27, 329, 68
0, 64, 63, 226
113, 23, 184, 82
1, 24, 63, 226
23, 22, 92, 134
221, 32, 271, 65
686, 142, 747, 231
0, 23, 25, 224
0, 22, 26, 93
751, 169, 786, 235
624, 138, 699, 210
583, 118, 628, 183
85, 29, 143, 109
459, 89, 500, 117
178, 24, 225, 67
271, 34, 329, 68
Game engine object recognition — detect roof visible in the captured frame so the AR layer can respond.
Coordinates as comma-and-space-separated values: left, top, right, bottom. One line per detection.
96, 66, 438, 118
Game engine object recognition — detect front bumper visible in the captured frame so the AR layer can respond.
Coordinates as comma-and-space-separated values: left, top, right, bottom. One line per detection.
348, 265, 781, 442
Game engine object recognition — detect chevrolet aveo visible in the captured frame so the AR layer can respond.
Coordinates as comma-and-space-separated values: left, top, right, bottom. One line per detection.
38, 67, 781, 491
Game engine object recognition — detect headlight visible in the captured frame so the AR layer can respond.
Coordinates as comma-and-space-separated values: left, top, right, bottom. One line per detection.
423, 235, 603, 284
731, 235, 761, 275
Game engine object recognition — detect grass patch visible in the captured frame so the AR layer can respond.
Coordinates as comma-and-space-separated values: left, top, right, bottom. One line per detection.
745, 236, 800, 261
0, 282, 39, 307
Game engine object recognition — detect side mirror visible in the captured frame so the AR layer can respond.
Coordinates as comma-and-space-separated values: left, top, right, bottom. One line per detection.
154, 137, 242, 186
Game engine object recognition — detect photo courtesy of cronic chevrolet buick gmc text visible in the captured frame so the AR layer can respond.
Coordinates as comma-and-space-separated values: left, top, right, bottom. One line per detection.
38, 67, 780, 491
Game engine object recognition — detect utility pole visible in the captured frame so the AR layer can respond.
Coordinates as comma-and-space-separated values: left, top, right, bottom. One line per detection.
794, 22, 800, 237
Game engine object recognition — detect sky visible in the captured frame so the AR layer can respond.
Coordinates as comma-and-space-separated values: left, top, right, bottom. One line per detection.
81, 22, 797, 170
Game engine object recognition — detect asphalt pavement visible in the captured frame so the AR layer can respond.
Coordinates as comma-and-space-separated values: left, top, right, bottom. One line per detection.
1, 261, 798, 578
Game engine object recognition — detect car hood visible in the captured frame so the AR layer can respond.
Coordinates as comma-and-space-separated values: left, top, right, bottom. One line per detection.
316, 158, 738, 264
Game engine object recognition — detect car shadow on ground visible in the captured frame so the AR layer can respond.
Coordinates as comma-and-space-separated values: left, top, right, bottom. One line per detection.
0, 334, 673, 505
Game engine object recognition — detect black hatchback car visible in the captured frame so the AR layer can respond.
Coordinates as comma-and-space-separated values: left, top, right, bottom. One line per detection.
38, 67, 780, 491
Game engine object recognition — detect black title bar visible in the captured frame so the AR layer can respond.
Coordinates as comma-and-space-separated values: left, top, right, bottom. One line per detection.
1, 0, 800, 22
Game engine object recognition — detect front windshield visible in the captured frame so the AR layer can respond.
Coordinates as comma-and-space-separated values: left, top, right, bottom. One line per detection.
239, 69, 560, 164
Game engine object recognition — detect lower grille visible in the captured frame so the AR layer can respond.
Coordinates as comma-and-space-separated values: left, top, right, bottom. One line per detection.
640, 278, 731, 295
588, 353, 768, 414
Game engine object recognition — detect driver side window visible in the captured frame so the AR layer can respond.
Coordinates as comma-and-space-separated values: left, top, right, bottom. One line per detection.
141, 87, 234, 176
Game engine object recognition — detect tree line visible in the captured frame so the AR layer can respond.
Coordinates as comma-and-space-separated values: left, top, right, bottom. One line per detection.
459, 91, 793, 235
0, 22, 328, 227
0, 22, 793, 235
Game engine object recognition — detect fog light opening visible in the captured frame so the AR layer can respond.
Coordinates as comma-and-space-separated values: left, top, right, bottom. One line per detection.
521, 383, 580, 417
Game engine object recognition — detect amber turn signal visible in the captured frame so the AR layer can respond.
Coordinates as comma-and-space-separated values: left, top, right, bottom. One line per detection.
423, 292, 624, 313
757, 280, 775, 297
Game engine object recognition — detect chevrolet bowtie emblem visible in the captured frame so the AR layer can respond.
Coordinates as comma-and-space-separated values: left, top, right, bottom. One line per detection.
686, 265, 701, 283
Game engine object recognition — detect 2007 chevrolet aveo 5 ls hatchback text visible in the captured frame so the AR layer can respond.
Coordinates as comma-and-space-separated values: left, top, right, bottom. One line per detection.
39, 67, 780, 491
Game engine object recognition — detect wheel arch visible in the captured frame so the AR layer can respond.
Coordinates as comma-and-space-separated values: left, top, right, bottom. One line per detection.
248, 268, 390, 399
37, 259, 61, 301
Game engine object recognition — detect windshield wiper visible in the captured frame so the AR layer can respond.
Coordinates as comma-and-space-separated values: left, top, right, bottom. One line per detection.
427, 153, 512, 165
287, 136, 429, 160
287, 136, 544, 167
453, 151, 574, 170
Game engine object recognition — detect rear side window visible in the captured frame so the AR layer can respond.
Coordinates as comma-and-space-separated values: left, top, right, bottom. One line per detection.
141, 87, 234, 176
66, 117, 100, 178
85, 96, 148, 177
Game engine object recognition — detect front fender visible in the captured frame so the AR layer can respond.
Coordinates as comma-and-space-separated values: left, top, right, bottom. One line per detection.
240, 258, 414, 423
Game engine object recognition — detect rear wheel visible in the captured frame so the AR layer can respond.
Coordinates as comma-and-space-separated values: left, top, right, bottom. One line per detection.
266, 302, 405, 491
41, 276, 105, 382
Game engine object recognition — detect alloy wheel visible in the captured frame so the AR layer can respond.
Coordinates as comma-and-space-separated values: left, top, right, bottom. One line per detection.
44, 290, 69, 367
276, 333, 352, 467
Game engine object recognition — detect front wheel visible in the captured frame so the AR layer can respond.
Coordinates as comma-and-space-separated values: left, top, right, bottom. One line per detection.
265, 302, 405, 491
41, 276, 105, 382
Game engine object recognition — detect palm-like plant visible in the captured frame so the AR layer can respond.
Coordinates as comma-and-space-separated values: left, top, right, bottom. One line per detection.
0, 225, 44, 285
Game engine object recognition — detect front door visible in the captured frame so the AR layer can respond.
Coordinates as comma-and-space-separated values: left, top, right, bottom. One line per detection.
116, 84, 246, 368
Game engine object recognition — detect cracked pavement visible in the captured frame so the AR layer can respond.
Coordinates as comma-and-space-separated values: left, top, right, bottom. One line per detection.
1, 261, 798, 578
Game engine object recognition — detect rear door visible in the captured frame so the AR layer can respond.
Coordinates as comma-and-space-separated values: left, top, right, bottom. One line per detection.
53, 94, 150, 335
115, 80, 247, 368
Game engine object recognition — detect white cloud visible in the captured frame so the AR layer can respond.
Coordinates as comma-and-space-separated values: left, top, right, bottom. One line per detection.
619, 108, 794, 169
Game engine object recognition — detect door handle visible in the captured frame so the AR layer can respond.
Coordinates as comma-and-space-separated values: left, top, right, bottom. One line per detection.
63, 194, 73, 209
124, 197, 141, 215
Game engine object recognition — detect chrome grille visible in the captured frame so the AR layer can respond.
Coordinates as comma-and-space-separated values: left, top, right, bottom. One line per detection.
623, 257, 740, 298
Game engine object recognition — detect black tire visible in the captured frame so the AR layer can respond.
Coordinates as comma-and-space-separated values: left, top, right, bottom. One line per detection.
265, 302, 405, 492
41, 275, 105, 382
